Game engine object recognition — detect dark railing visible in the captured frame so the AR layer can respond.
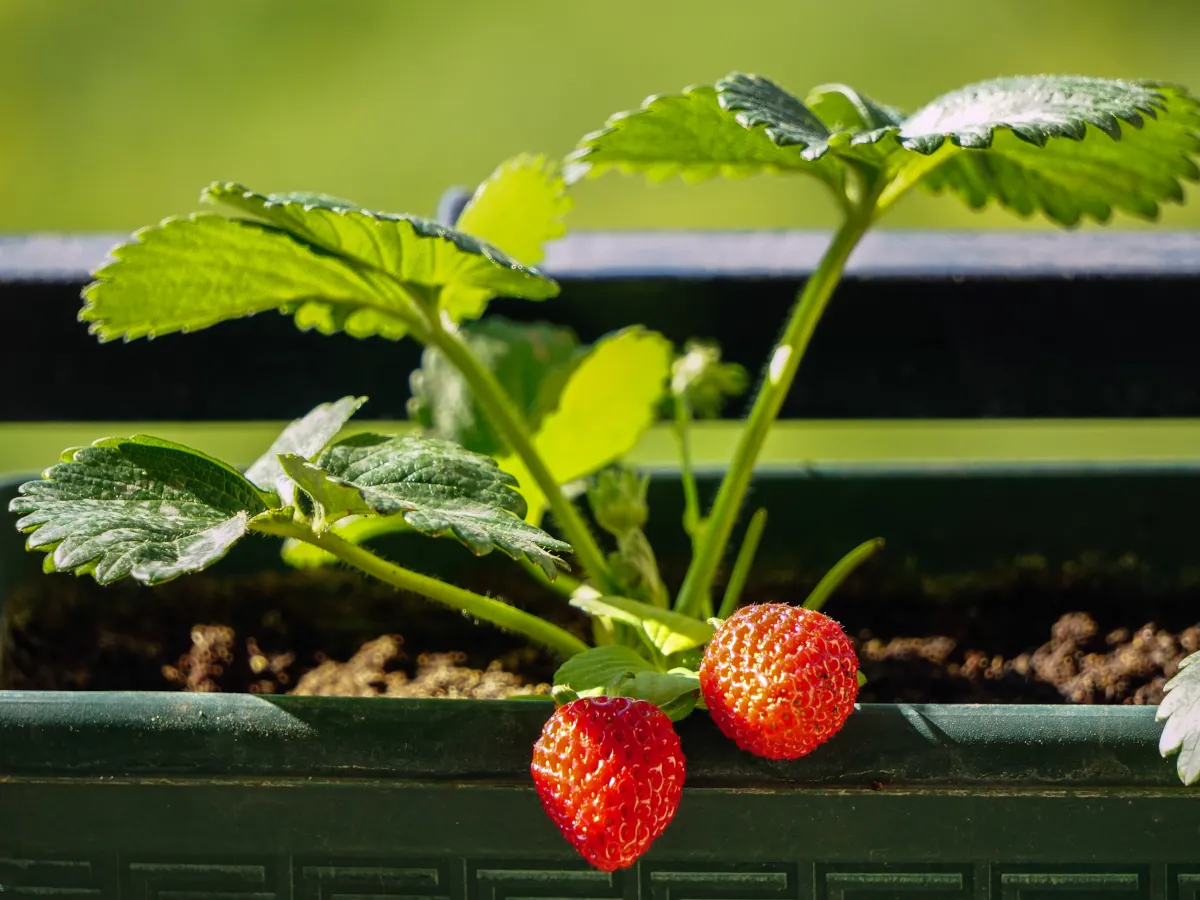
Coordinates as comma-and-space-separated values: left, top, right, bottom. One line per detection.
1, 229, 1198, 421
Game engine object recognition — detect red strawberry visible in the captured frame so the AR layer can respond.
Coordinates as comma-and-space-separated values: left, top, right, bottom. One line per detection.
530, 696, 685, 871
699, 603, 858, 760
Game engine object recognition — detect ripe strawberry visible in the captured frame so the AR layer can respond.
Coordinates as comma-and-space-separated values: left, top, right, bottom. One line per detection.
530, 696, 685, 871
699, 603, 858, 760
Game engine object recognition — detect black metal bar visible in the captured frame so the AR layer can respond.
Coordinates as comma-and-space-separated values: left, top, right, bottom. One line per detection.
1, 230, 1197, 421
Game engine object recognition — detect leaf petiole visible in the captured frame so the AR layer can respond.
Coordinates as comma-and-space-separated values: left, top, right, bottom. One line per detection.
673, 201, 879, 619
423, 313, 619, 596
256, 517, 589, 659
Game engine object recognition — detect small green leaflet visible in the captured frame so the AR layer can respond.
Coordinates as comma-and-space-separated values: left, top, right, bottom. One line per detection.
553, 645, 701, 722
555, 644, 656, 690
9, 436, 271, 585
455, 155, 571, 266
570, 592, 714, 656
409, 317, 582, 458
444, 155, 572, 321
498, 327, 672, 523
277, 455, 376, 527
1158, 650, 1200, 784
564, 84, 832, 185
805, 83, 905, 135
306, 432, 571, 577
245, 395, 366, 505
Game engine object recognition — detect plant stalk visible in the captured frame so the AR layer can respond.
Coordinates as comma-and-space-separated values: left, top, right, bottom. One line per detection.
303, 529, 589, 658
673, 398, 703, 553
673, 211, 873, 618
717, 507, 768, 619
424, 316, 618, 596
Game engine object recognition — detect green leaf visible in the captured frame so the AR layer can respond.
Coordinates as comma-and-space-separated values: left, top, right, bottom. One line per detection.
80, 183, 561, 345
408, 317, 582, 457
308, 432, 571, 577
455, 155, 571, 265
658, 689, 699, 722
444, 155, 571, 321
9, 436, 270, 585
805, 83, 905, 135
498, 327, 672, 523
205, 182, 559, 321
553, 646, 700, 721
569, 592, 714, 656
857, 670, 867, 688
564, 83, 828, 185
245, 396, 366, 504
714, 73, 904, 179
617, 670, 701, 717
717, 73, 832, 157
709, 74, 1200, 226
277, 454, 377, 527
554, 644, 656, 689
1158, 650, 1200, 784
80, 214, 414, 342
901, 76, 1200, 225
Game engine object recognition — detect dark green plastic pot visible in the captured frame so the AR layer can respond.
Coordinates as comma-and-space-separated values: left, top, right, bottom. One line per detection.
3, 463, 1200, 893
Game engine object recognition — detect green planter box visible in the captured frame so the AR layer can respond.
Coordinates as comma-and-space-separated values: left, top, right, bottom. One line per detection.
2, 231, 1200, 894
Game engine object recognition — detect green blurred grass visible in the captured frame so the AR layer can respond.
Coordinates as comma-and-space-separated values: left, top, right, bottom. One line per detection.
2, 0, 1199, 233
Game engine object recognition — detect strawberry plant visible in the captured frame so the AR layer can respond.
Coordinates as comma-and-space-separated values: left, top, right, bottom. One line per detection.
8, 71, 1200, 868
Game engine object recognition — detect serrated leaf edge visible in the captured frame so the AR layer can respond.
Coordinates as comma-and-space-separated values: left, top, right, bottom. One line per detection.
563, 82, 817, 185
78, 213, 306, 343
1157, 649, 1200, 784
716, 72, 833, 161
8, 435, 269, 584
897, 78, 1195, 154
458, 153, 572, 265
202, 181, 559, 293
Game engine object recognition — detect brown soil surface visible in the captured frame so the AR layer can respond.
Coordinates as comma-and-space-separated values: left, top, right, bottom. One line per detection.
4, 563, 1199, 704
0, 567, 571, 699
855, 612, 1200, 705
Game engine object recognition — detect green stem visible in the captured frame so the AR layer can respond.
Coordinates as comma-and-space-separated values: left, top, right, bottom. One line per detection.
673, 399, 703, 553
717, 507, 768, 619
301, 528, 589, 658
803, 537, 885, 613
423, 315, 618, 596
673, 209, 875, 619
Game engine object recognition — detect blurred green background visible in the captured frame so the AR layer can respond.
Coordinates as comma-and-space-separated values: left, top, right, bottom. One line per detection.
2, 0, 1199, 234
